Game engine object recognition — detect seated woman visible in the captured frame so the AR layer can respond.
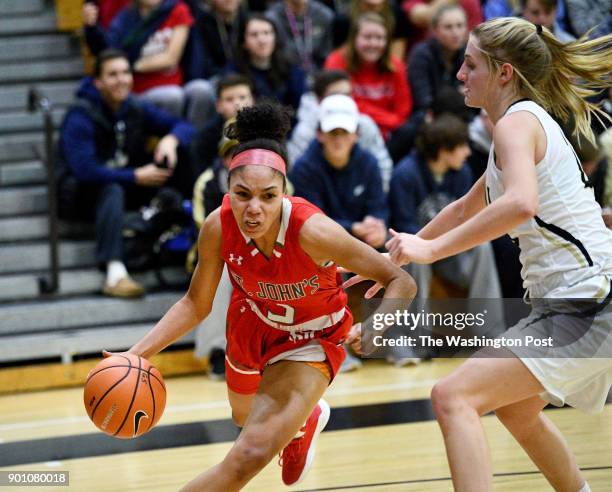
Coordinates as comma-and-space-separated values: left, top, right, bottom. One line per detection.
225, 14, 306, 114
83, 0, 215, 127
324, 12, 412, 139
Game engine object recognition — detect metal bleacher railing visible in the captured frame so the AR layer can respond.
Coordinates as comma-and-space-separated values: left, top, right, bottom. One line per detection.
27, 87, 59, 295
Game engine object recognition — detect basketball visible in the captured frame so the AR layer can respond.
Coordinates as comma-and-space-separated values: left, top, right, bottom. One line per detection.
83, 353, 166, 439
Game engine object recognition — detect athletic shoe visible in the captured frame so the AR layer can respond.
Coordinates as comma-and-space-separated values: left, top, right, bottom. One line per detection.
339, 348, 362, 373
387, 355, 422, 367
102, 277, 145, 298
279, 399, 330, 485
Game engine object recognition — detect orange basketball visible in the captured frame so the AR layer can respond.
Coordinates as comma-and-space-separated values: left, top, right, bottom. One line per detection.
83, 353, 166, 439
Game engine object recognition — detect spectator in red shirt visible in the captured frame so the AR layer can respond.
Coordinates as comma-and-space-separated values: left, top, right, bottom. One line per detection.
324, 12, 412, 139
83, 0, 215, 127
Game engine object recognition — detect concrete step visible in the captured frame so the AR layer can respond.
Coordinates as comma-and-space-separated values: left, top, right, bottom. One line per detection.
0, 215, 96, 243
0, 291, 182, 335
0, 107, 66, 133
0, 132, 46, 163
0, 80, 77, 112
0, 160, 46, 186
0, 34, 78, 63
0, 215, 49, 242
0, 185, 47, 217
0, 11, 57, 36
0, 267, 188, 302
0, 59, 84, 85
0, 0, 45, 16
0, 240, 96, 274
0, 321, 195, 364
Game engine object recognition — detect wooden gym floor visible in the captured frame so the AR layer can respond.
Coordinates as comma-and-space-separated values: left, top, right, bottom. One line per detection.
1, 357, 611, 491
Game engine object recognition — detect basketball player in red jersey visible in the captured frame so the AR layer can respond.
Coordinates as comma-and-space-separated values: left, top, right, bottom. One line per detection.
119, 102, 416, 490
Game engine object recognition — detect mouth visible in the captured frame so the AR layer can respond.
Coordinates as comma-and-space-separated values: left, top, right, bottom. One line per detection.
244, 219, 261, 232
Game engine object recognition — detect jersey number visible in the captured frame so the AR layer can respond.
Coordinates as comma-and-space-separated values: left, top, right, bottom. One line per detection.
267, 304, 295, 324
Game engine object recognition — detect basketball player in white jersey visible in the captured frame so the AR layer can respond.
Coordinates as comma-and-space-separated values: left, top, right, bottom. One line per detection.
381, 17, 612, 492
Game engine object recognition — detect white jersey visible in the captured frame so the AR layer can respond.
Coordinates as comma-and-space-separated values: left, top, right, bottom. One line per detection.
485, 100, 612, 296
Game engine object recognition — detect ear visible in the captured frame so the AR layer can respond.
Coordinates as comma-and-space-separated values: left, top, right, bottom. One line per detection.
498, 62, 515, 86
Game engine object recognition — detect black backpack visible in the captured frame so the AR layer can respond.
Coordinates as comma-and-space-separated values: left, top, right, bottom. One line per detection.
123, 188, 196, 286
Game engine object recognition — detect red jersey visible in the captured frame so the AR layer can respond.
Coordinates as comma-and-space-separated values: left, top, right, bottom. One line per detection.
220, 195, 348, 332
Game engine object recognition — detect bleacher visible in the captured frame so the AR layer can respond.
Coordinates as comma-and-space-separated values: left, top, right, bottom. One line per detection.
0, 0, 194, 381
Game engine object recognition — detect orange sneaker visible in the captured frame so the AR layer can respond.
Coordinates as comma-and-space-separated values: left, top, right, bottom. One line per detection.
279, 399, 330, 485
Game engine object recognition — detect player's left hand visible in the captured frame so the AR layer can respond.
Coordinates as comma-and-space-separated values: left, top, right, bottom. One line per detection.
385, 229, 436, 265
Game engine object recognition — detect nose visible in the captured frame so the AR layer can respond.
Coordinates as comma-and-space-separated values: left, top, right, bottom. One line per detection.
457, 65, 466, 81
246, 198, 262, 215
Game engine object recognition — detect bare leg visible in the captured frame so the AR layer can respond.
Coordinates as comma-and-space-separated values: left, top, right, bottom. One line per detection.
180, 361, 328, 491
431, 356, 546, 491
227, 389, 254, 427
495, 396, 584, 491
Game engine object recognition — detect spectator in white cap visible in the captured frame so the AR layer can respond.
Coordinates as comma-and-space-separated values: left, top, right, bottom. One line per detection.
290, 94, 388, 249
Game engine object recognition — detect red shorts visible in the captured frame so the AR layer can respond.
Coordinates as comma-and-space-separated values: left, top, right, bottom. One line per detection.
224, 298, 353, 395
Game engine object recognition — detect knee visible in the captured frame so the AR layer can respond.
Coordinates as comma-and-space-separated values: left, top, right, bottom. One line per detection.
228, 434, 276, 476
185, 79, 215, 100
430, 379, 473, 425
98, 183, 125, 208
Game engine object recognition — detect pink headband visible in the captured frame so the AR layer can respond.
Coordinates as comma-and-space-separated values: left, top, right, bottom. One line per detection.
229, 149, 286, 176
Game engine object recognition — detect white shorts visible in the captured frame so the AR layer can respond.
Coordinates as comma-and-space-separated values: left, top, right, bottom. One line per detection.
507, 275, 612, 414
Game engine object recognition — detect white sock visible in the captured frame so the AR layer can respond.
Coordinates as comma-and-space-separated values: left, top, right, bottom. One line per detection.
577, 482, 591, 492
106, 260, 128, 287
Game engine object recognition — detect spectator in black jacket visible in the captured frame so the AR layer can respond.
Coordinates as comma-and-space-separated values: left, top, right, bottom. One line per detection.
188, 0, 248, 79
408, 5, 467, 118
56, 50, 195, 298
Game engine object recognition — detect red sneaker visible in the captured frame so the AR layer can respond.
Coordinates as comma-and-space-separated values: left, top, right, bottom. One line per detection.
279, 399, 330, 485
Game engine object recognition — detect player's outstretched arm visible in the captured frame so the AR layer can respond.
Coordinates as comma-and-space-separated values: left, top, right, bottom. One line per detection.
417, 174, 487, 240
300, 213, 416, 300
128, 209, 225, 360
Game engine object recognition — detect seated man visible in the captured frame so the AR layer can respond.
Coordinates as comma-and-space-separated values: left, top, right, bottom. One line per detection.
56, 49, 195, 298
287, 69, 393, 191
290, 94, 388, 250
389, 114, 502, 299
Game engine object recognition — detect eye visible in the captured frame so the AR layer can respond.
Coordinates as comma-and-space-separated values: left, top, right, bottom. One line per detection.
236, 191, 249, 198
263, 193, 276, 200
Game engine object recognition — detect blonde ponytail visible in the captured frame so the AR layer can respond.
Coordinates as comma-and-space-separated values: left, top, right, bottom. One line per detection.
473, 17, 612, 143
